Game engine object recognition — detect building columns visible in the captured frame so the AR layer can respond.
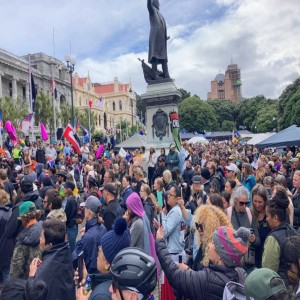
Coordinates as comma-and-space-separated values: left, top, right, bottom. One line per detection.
0, 73, 2, 98
12, 78, 17, 100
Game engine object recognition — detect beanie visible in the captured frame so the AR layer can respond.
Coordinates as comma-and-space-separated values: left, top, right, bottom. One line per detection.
19, 201, 36, 217
212, 226, 249, 267
201, 168, 210, 180
101, 218, 131, 264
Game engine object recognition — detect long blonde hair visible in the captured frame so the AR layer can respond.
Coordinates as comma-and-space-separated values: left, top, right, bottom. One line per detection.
193, 205, 232, 266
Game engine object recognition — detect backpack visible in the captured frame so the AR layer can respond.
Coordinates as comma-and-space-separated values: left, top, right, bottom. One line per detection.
215, 267, 246, 300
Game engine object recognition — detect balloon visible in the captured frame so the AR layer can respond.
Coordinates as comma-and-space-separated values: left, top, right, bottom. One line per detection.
95, 145, 104, 159
40, 123, 48, 141
5, 121, 17, 141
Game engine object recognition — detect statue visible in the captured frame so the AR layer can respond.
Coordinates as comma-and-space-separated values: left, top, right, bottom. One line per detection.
147, 0, 170, 79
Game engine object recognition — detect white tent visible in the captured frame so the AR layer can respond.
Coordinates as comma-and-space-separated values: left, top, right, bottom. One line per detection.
247, 133, 276, 145
187, 136, 209, 145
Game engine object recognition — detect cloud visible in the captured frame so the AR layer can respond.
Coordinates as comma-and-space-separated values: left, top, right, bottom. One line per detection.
0, 0, 299, 100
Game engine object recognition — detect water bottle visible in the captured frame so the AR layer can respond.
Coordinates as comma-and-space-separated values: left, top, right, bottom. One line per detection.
83, 277, 91, 295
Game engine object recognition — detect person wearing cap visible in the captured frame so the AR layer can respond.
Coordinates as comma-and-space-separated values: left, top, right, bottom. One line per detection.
100, 183, 124, 231
9, 201, 42, 280
63, 181, 78, 253
225, 163, 241, 186
75, 218, 131, 300
73, 196, 106, 274
182, 159, 194, 186
245, 268, 289, 300
186, 175, 207, 214
152, 155, 167, 182
5, 176, 44, 240
166, 144, 180, 171
156, 225, 249, 299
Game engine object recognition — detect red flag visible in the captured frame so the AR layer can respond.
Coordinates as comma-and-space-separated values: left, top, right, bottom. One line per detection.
62, 124, 81, 154
88, 99, 92, 109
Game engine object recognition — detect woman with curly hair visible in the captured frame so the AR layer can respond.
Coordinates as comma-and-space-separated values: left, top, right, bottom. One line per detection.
191, 205, 231, 270
9, 201, 42, 279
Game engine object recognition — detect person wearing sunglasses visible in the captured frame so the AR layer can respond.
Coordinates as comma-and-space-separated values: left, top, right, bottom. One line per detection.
109, 247, 157, 300
226, 185, 260, 271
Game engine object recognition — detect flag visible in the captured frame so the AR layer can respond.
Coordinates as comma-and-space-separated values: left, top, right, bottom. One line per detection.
74, 118, 79, 132
20, 113, 33, 134
97, 96, 103, 109
0, 110, 3, 134
31, 74, 36, 112
62, 124, 81, 154
51, 79, 57, 99
88, 99, 92, 109
40, 123, 48, 141
80, 125, 90, 144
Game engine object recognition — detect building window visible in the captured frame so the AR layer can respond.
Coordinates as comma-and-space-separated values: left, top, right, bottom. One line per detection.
79, 97, 82, 106
218, 90, 225, 99
60, 95, 66, 106
104, 113, 107, 129
9, 82, 12, 98
113, 102, 116, 111
99, 115, 101, 125
23, 86, 26, 100
119, 100, 122, 110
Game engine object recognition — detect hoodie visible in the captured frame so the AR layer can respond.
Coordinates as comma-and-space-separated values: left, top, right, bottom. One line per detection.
9, 221, 42, 279
35, 163, 45, 186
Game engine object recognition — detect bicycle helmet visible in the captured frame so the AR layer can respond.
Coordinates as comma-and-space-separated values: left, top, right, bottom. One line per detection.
110, 247, 157, 298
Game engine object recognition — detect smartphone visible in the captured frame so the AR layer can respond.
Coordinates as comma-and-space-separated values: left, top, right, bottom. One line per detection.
249, 228, 254, 234
77, 251, 84, 287
178, 255, 183, 264
181, 187, 183, 199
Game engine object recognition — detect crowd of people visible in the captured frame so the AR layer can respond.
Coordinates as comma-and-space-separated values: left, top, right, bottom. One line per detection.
0, 137, 300, 300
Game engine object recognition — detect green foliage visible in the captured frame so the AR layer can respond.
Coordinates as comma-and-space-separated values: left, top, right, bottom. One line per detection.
136, 95, 145, 125
34, 92, 54, 127
59, 103, 72, 127
0, 96, 29, 125
278, 77, 300, 129
92, 130, 104, 142
77, 108, 96, 134
179, 96, 217, 132
178, 88, 191, 102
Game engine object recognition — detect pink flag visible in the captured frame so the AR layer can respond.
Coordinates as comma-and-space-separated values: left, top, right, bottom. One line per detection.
95, 145, 104, 159
40, 123, 48, 141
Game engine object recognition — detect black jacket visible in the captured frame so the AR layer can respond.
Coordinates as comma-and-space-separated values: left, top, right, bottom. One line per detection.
101, 199, 123, 231
89, 272, 112, 300
156, 238, 242, 300
292, 188, 300, 227
0, 203, 14, 268
34, 241, 75, 300
182, 167, 195, 185
5, 191, 44, 240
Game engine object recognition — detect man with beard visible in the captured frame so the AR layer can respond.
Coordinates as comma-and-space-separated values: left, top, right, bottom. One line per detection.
44, 189, 66, 223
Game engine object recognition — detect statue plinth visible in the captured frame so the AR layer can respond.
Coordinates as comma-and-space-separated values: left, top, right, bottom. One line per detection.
142, 80, 182, 149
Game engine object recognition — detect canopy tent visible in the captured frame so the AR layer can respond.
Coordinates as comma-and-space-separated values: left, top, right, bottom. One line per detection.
187, 136, 209, 145
247, 133, 276, 145
256, 125, 300, 148
114, 133, 147, 150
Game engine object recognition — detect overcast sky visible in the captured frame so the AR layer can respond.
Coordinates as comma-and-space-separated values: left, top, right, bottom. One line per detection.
1, 0, 299, 99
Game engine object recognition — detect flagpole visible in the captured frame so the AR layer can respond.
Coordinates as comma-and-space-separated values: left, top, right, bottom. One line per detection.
28, 55, 34, 143
88, 105, 91, 144
51, 65, 57, 143
120, 117, 122, 143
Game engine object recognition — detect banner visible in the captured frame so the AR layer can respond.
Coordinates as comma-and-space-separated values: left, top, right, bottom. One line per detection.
62, 124, 81, 154
169, 111, 182, 151
119, 147, 127, 158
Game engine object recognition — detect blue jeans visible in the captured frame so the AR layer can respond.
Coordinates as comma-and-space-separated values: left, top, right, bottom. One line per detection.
0, 266, 10, 283
67, 225, 78, 254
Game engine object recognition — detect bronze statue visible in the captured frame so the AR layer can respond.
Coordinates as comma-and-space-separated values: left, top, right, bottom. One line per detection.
147, 0, 170, 79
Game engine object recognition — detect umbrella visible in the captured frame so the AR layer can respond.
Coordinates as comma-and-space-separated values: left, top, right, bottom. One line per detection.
187, 136, 209, 145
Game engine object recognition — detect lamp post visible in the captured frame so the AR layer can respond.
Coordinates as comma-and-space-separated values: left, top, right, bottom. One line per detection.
65, 55, 76, 126
129, 88, 134, 132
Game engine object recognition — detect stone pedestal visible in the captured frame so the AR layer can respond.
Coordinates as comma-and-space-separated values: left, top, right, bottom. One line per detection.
141, 79, 181, 150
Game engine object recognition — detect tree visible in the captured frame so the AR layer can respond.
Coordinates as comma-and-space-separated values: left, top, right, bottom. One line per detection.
135, 95, 146, 126
59, 103, 72, 127
92, 130, 104, 142
178, 96, 217, 132
77, 108, 96, 134
178, 88, 191, 102
0, 96, 29, 126
34, 92, 53, 126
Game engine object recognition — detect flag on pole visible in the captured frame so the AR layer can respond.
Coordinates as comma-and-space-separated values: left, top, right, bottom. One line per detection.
88, 99, 93, 109
31, 74, 36, 112
74, 117, 79, 132
97, 96, 103, 109
62, 124, 81, 154
0, 110, 3, 134
51, 79, 57, 99
20, 113, 33, 134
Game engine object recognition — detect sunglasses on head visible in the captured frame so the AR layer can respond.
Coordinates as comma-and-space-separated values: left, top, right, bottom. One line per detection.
195, 222, 204, 232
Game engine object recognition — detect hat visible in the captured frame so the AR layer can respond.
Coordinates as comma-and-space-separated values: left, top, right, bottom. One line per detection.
200, 168, 210, 180
20, 177, 34, 193
88, 176, 98, 186
245, 268, 286, 300
80, 196, 100, 214
192, 175, 201, 184
103, 183, 117, 195
170, 144, 176, 149
63, 181, 75, 191
226, 163, 239, 173
57, 171, 67, 178
19, 201, 36, 217
228, 155, 236, 160
101, 218, 131, 264
15, 165, 22, 172
212, 226, 250, 267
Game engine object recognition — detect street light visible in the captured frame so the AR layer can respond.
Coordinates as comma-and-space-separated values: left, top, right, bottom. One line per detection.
129, 88, 134, 130
65, 55, 76, 126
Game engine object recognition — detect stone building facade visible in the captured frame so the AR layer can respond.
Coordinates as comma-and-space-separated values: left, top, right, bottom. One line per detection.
207, 63, 242, 104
